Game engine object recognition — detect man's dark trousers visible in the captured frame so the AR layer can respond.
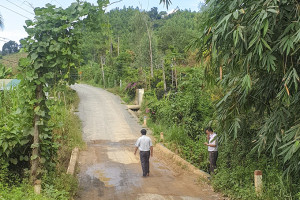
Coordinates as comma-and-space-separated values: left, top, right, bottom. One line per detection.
140, 151, 150, 176
209, 151, 218, 174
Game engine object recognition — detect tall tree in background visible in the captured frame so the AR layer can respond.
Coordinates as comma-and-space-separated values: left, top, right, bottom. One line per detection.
130, 12, 157, 78
157, 11, 197, 55
80, 1, 109, 63
2, 40, 19, 55
107, 7, 139, 51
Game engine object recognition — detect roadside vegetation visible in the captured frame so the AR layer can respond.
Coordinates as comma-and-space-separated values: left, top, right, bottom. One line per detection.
0, 84, 83, 199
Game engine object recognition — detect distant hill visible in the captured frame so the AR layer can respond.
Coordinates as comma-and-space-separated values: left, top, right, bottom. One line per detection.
0, 52, 28, 74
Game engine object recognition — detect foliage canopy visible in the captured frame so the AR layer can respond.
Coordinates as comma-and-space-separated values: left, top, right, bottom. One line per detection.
197, 0, 300, 177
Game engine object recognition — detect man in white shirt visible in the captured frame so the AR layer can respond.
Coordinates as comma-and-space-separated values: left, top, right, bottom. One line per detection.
204, 127, 218, 174
134, 129, 153, 177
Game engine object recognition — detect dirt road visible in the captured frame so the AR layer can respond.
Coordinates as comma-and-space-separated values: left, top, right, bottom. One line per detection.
72, 84, 222, 200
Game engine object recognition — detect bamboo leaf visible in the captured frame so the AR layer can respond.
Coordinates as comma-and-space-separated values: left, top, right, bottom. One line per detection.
263, 20, 269, 36
293, 68, 299, 91
233, 10, 238, 19
261, 38, 272, 50
249, 35, 258, 49
267, 9, 279, 14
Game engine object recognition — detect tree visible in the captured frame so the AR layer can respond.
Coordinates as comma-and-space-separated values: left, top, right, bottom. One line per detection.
197, 0, 300, 177
80, 1, 110, 63
129, 11, 160, 82
157, 10, 197, 55
21, 2, 93, 183
147, 7, 160, 20
2, 41, 19, 55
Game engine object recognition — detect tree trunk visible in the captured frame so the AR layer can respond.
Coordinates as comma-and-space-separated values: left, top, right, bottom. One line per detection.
110, 37, 113, 55
175, 67, 178, 89
162, 60, 167, 94
117, 37, 120, 56
171, 67, 174, 87
31, 84, 43, 183
100, 56, 105, 88
144, 20, 153, 78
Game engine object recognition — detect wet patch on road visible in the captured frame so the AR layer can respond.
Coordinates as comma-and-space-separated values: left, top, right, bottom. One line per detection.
84, 163, 142, 190
137, 193, 203, 200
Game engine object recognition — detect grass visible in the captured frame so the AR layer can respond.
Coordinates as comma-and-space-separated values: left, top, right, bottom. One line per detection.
0, 52, 27, 74
0, 182, 51, 200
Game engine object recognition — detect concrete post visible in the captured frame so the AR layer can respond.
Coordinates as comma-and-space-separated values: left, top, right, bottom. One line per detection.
34, 180, 41, 194
254, 170, 263, 196
135, 89, 139, 105
143, 116, 147, 126
138, 89, 144, 106
67, 147, 79, 175
160, 132, 164, 142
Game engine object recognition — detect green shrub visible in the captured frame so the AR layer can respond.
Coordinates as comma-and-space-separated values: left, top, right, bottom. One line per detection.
0, 182, 50, 200
42, 173, 78, 199
212, 138, 299, 199
0, 85, 83, 200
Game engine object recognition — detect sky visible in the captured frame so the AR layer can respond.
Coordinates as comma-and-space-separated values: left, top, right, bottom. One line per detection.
0, 0, 203, 50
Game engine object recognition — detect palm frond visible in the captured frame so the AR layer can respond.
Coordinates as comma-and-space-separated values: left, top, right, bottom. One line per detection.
159, 0, 172, 9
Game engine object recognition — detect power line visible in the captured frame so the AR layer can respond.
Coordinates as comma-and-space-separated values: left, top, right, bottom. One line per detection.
0, 38, 10, 42
54, 0, 63, 7
0, 4, 31, 20
0, 37, 11, 41
0, 39, 13, 43
50, 0, 62, 7
16, 0, 35, 10
5, 0, 34, 15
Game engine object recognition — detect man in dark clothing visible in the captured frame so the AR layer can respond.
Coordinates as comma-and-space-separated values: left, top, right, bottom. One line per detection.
204, 127, 218, 174
134, 129, 153, 177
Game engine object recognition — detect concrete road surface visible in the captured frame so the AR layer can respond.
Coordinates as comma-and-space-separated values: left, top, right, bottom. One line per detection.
72, 84, 223, 200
